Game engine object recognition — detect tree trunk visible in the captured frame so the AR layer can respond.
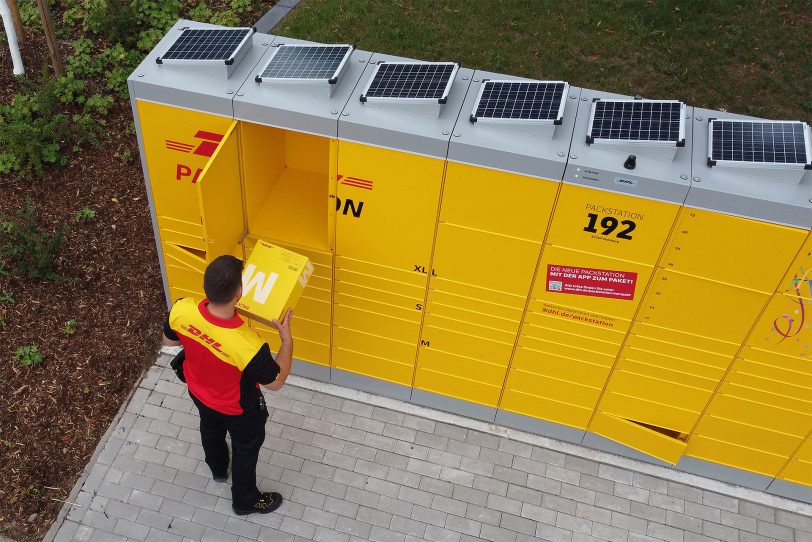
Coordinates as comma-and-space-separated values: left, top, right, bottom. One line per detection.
36, 0, 64, 77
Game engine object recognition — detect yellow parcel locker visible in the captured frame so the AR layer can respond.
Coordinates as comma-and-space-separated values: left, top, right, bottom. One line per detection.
777, 232, 812, 300
440, 162, 558, 241
661, 207, 807, 292
778, 438, 812, 486
744, 293, 811, 360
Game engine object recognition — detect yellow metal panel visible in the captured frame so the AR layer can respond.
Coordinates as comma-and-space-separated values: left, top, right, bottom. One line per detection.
794, 438, 812, 462
169, 285, 203, 304
545, 183, 680, 264
241, 123, 285, 238
336, 268, 425, 299
431, 276, 527, 308
604, 370, 710, 418
294, 296, 331, 324
510, 346, 610, 388
620, 346, 725, 383
441, 161, 558, 241
336, 141, 444, 273
335, 280, 419, 313
335, 292, 422, 322
500, 388, 592, 429
157, 218, 205, 250
636, 270, 769, 345
251, 318, 330, 366
416, 347, 507, 387
420, 325, 514, 365
723, 376, 812, 411
333, 303, 420, 344
195, 121, 244, 259
426, 301, 519, 335
719, 381, 812, 415
136, 101, 232, 227
303, 277, 332, 295
599, 391, 698, 433
734, 356, 812, 391
778, 458, 812, 486
162, 243, 207, 273
744, 293, 811, 360
164, 263, 204, 298
521, 306, 629, 349
427, 289, 524, 321
695, 415, 802, 457
662, 207, 806, 292
414, 366, 503, 407
777, 232, 812, 300
704, 394, 812, 436
423, 312, 517, 344
631, 322, 740, 358
253, 316, 330, 346
336, 255, 427, 287
686, 435, 787, 477
623, 333, 733, 372
613, 358, 719, 392
590, 412, 687, 464
738, 347, 812, 375
504, 368, 602, 412
332, 346, 413, 386
532, 245, 653, 320
517, 334, 616, 368
432, 223, 540, 296
333, 326, 416, 364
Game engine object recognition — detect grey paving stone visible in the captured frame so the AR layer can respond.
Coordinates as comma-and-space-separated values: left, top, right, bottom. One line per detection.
391, 514, 428, 537
399, 486, 435, 507
631, 501, 667, 524
738, 501, 774, 522
408, 458, 442, 478
439, 466, 475, 487
542, 494, 577, 515
370, 524, 408, 542
191, 508, 229, 530
335, 516, 373, 538
633, 473, 668, 494
415, 431, 449, 450
387, 467, 422, 488
666, 510, 702, 533
493, 465, 528, 486
353, 416, 386, 434
479, 447, 513, 468
425, 524, 462, 542
599, 464, 634, 485
346, 486, 382, 508
561, 483, 597, 505
557, 512, 592, 534
445, 514, 482, 537
434, 423, 467, 441
480, 523, 518, 542
432, 495, 467, 516
366, 432, 398, 451
611, 512, 648, 535
201, 526, 241, 541
528, 473, 563, 495
579, 473, 614, 494
521, 502, 557, 525
401, 414, 436, 434
487, 493, 522, 515
465, 430, 499, 449
512, 455, 548, 476
223, 516, 261, 539
358, 505, 394, 528
702, 491, 738, 513
575, 502, 611, 524
323, 495, 359, 517
313, 477, 349, 499
536, 522, 574, 542
113, 518, 151, 541
647, 522, 684, 542
356, 458, 389, 479
313, 434, 346, 453
684, 501, 721, 523
720, 510, 758, 533
452, 484, 488, 506
413, 505, 448, 528
396, 440, 431, 460
501, 512, 537, 535
342, 400, 374, 418
756, 520, 794, 541
459, 457, 494, 477
313, 526, 351, 542
499, 439, 533, 458
280, 516, 318, 539
466, 504, 502, 527
703, 520, 739, 542
146, 527, 183, 542
591, 522, 628, 542
334, 468, 367, 489
281, 468, 317, 489
685, 534, 720, 542
507, 484, 543, 506
474, 474, 508, 496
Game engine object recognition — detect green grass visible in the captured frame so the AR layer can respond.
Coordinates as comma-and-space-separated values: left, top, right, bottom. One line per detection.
278, 0, 812, 122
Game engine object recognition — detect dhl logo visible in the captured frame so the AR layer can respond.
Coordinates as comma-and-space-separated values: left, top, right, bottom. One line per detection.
166, 131, 224, 157
337, 174, 373, 190
183, 324, 228, 356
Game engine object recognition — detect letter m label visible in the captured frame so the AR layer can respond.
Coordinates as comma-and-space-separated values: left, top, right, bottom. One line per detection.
242, 264, 279, 304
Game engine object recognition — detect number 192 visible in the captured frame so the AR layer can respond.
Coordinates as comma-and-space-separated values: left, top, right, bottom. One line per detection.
584, 213, 636, 240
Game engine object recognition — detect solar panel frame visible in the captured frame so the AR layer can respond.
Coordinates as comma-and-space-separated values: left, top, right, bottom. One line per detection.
156, 27, 254, 65
469, 80, 569, 124
256, 44, 355, 84
707, 119, 812, 168
360, 62, 459, 104
586, 99, 686, 146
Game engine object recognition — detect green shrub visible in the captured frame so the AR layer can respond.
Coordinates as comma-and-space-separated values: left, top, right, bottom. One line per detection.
63, 319, 78, 335
0, 199, 68, 280
16, 345, 44, 367
75, 207, 96, 221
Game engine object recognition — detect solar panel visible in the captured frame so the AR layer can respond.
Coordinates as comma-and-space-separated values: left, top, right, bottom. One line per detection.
708, 119, 811, 166
257, 44, 353, 83
470, 80, 568, 124
157, 28, 253, 64
360, 62, 458, 103
587, 100, 685, 145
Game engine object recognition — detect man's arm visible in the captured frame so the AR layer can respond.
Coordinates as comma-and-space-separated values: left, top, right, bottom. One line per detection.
163, 320, 182, 347
263, 309, 293, 391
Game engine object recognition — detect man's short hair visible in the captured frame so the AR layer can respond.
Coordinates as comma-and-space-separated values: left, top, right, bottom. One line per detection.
203, 255, 243, 304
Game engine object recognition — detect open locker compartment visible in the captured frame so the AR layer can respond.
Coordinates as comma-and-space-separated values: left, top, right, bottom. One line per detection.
240, 121, 336, 252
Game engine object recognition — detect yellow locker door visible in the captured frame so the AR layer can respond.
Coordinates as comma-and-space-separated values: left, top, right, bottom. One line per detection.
637, 269, 769, 345
777, 437, 812, 486
662, 208, 807, 292
545, 183, 681, 265
136, 100, 233, 240
441, 161, 558, 241
335, 141, 444, 274
431, 223, 541, 296
414, 347, 506, 407
162, 243, 206, 303
744, 293, 811, 360
196, 121, 245, 260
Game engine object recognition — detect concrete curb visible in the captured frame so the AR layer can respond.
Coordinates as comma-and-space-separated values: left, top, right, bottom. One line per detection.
255, 0, 301, 33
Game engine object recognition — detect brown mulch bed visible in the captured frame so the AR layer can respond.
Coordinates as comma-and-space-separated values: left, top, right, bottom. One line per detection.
0, 2, 274, 540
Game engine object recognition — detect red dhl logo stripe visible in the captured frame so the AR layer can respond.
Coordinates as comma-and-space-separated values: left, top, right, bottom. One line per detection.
165, 130, 225, 158
337, 174, 373, 190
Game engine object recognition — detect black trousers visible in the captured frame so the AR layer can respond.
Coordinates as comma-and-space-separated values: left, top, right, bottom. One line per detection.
190, 392, 268, 509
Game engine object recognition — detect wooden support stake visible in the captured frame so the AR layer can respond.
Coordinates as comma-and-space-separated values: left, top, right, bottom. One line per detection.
7, 0, 24, 41
36, 0, 64, 77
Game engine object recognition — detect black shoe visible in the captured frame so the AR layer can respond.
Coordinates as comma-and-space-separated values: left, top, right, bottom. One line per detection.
233, 492, 283, 515
213, 473, 228, 483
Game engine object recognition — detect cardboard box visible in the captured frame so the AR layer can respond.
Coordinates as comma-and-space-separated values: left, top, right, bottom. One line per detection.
236, 241, 313, 326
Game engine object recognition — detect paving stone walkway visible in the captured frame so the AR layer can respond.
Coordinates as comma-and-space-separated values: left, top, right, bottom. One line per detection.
47, 350, 812, 542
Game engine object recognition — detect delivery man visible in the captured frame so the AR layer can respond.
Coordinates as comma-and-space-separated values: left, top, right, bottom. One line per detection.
162, 255, 292, 516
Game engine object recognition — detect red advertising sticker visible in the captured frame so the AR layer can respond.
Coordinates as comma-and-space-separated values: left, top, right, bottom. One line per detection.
546, 265, 637, 300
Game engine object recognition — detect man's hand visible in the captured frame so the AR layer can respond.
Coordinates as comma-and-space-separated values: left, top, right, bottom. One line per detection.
271, 309, 293, 343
